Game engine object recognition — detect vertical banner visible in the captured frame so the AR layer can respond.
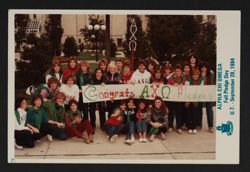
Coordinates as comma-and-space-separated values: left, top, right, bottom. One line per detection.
216, 11, 240, 164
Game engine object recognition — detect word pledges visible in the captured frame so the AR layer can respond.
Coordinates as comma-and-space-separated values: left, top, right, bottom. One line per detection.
82, 84, 216, 103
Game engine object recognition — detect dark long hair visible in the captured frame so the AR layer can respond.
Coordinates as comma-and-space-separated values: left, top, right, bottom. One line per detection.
92, 68, 105, 81
153, 96, 167, 115
199, 62, 211, 84
15, 97, 28, 110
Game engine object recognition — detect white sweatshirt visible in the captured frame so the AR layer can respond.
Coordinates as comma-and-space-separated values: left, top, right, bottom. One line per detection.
60, 84, 79, 104
130, 69, 151, 84
15, 108, 30, 131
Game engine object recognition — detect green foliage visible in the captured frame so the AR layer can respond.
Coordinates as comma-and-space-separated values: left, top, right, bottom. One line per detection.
77, 51, 105, 61
195, 23, 217, 71
147, 15, 216, 70
80, 15, 106, 50
45, 15, 64, 56
16, 34, 53, 88
147, 15, 201, 60
15, 14, 30, 52
63, 36, 78, 57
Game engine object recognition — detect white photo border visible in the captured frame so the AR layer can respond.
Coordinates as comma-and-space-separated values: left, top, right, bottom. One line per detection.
8, 9, 240, 164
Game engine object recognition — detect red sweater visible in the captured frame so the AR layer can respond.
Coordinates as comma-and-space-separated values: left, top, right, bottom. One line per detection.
121, 72, 133, 84
106, 114, 123, 126
62, 67, 78, 83
168, 76, 186, 85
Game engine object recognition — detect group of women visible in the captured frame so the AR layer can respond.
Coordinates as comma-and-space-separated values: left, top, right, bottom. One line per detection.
14, 55, 215, 149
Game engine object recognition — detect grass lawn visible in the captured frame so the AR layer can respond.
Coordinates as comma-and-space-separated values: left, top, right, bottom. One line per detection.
77, 51, 106, 61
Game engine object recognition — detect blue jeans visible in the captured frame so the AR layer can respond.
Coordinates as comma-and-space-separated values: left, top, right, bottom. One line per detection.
105, 124, 123, 139
126, 121, 136, 139
205, 102, 214, 128
136, 120, 147, 132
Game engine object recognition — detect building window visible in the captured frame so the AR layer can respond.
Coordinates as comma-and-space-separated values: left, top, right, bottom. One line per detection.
26, 19, 41, 34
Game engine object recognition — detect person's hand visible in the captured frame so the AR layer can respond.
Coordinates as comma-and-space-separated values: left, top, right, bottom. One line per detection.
32, 127, 40, 133
151, 122, 161, 128
74, 116, 82, 124
56, 122, 64, 128
61, 123, 65, 128
28, 128, 34, 134
79, 90, 82, 93
155, 122, 162, 128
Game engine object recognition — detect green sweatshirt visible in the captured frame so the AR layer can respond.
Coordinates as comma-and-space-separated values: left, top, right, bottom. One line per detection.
43, 100, 65, 123
26, 106, 49, 130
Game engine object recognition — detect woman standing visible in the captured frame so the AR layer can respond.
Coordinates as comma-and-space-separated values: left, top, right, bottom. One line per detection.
147, 96, 168, 142
188, 55, 199, 72
62, 56, 79, 83
200, 62, 215, 132
45, 59, 62, 84
91, 68, 106, 130
59, 75, 79, 110
75, 61, 95, 128
168, 64, 186, 134
105, 62, 122, 117
15, 97, 34, 149
186, 69, 203, 134
120, 61, 133, 84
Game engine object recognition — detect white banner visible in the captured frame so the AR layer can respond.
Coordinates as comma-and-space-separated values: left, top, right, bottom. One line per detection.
82, 84, 216, 103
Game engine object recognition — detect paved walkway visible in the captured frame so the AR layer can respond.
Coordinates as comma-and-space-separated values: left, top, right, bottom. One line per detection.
15, 108, 216, 160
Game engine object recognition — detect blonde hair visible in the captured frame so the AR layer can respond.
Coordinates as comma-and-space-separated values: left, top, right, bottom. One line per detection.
107, 62, 117, 72
79, 61, 90, 72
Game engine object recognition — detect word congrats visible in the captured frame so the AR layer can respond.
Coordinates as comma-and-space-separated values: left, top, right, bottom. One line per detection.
82, 84, 216, 103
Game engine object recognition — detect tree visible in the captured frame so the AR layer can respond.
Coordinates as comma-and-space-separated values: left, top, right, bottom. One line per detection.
63, 36, 78, 57
45, 15, 64, 56
124, 15, 152, 63
15, 33, 53, 88
15, 14, 30, 52
80, 15, 106, 51
147, 15, 201, 63
195, 22, 217, 71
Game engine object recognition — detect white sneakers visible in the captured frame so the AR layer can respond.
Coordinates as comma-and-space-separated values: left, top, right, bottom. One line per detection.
177, 129, 183, 134
168, 128, 173, 132
15, 142, 23, 150
131, 135, 135, 143
109, 134, 119, 143
139, 138, 148, 143
47, 134, 53, 142
193, 129, 198, 134
188, 129, 198, 134
124, 135, 135, 145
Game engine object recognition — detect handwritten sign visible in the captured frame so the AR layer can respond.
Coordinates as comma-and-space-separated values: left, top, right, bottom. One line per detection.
82, 84, 216, 103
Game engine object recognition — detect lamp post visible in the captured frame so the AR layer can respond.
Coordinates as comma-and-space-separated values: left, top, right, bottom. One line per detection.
87, 24, 106, 62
